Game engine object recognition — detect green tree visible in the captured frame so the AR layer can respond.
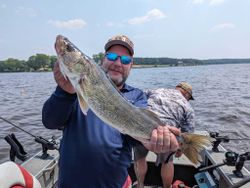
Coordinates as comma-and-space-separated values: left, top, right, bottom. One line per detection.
93, 52, 104, 64
50, 55, 57, 70
1, 58, 27, 72
27, 55, 40, 71
26, 54, 50, 71
35, 54, 51, 70
0, 61, 6, 72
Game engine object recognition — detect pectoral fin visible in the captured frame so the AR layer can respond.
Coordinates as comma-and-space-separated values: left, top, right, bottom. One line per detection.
75, 78, 89, 115
77, 92, 89, 115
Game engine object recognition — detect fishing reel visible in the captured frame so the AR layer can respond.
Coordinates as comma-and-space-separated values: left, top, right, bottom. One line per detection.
5, 133, 59, 161
209, 132, 230, 152
199, 151, 250, 178
35, 135, 59, 159
209, 132, 250, 152
224, 151, 238, 166
1, 116, 59, 160
198, 151, 238, 173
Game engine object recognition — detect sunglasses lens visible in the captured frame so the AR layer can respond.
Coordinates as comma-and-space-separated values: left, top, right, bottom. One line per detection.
106, 52, 132, 65
106, 53, 118, 61
121, 56, 132, 65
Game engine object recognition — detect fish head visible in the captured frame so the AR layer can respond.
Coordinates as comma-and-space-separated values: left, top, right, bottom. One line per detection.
55, 35, 92, 82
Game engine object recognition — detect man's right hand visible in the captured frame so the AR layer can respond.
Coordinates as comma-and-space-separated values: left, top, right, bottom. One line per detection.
142, 126, 180, 154
53, 61, 75, 94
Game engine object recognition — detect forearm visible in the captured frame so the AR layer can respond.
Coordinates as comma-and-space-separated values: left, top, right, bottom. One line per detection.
42, 86, 77, 129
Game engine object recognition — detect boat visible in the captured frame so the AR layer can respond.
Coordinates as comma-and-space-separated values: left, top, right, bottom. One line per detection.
1, 131, 250, 188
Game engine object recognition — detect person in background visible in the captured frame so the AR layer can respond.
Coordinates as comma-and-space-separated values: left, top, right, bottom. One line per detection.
42, 34, 180, 188
134, 82, 195, 188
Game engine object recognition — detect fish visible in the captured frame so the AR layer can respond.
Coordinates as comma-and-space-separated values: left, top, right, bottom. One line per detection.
54, 35, 213, 164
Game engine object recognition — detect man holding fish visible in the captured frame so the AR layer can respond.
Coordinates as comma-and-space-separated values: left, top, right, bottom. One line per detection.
42, 34, 208, 188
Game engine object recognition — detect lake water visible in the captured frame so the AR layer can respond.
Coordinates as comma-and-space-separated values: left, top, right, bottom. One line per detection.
0, 64, 250, 170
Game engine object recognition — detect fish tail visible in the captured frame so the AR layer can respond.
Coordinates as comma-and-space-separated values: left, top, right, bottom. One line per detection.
179, 133, 213, 164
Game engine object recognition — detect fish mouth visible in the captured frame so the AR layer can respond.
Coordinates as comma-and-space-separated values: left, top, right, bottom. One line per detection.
55, 35, 82, 69
55, 35, 66, 56
55, 35, 77, 57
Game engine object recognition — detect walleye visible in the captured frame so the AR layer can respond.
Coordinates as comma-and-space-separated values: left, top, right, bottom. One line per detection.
55, 35, 212, 164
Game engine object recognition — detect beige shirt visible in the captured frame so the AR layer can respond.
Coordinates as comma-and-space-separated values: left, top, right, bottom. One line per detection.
145, 88, 195, 133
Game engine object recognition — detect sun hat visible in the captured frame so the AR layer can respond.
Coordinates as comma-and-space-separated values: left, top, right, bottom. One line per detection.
104, 34, 134, 56
176, 82, 194, 100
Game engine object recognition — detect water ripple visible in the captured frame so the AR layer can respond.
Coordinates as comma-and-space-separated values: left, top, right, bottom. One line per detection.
1, 64, 250, 171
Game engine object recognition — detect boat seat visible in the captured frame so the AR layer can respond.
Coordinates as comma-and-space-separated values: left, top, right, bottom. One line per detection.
0, 161, 41, 188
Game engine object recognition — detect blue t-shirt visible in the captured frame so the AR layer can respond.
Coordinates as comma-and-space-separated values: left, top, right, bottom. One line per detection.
42, 84, 147, 188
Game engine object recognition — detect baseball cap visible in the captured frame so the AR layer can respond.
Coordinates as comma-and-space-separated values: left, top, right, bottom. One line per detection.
176, 82, 194, 100
104, 35, 134, 56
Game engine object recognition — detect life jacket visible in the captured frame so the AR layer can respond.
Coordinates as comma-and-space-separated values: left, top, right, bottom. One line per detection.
0, 161, 41, 188
122, 175, 132, 188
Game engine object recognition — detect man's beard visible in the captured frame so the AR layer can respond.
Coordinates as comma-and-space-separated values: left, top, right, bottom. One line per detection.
112, 76, 127, 88
102, 65, 128, 88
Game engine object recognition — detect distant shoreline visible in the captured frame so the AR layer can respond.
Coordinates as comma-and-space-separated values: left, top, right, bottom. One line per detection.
1, 62, 250, 73
1, 54, 250, 73
132, 64, 170, 69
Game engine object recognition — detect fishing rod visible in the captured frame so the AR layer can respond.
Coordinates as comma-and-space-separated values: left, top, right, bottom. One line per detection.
199, 151, 238, 172
19, 122, 44, 126
199, 151, 250, 178
0, 116, 59, 161
0, 116, 37, 138
228, 137, 250, 140
209, 132, 250, 152
210, 132, 250, 141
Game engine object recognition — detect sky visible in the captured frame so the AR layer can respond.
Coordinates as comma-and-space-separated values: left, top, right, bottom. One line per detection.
0, 0, 250, 60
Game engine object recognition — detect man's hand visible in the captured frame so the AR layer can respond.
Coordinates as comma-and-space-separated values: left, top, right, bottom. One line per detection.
143, 126, 180, 154
53, 61, 75, 94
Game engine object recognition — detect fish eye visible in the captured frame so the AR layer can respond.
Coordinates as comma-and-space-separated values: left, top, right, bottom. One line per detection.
66, 44, 75, 52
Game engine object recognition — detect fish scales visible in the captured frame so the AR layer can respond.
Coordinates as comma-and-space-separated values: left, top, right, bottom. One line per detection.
55, 35, 213, 164
55, 35, 158, 139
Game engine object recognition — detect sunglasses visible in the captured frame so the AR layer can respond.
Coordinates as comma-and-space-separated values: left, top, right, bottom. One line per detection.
105, 52, 132, 65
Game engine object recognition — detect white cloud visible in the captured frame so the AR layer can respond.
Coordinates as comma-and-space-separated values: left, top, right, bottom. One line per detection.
192, 0, 204, 4
48, 19, 87, 29
210, 23, 235, 31
128, 9, 166, 25
209, 0, 226, 6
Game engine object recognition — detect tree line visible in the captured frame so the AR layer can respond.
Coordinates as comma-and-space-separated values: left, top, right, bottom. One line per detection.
0, 54, 57, 72
0, 53, 106, 72
1, 53, 250, 72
